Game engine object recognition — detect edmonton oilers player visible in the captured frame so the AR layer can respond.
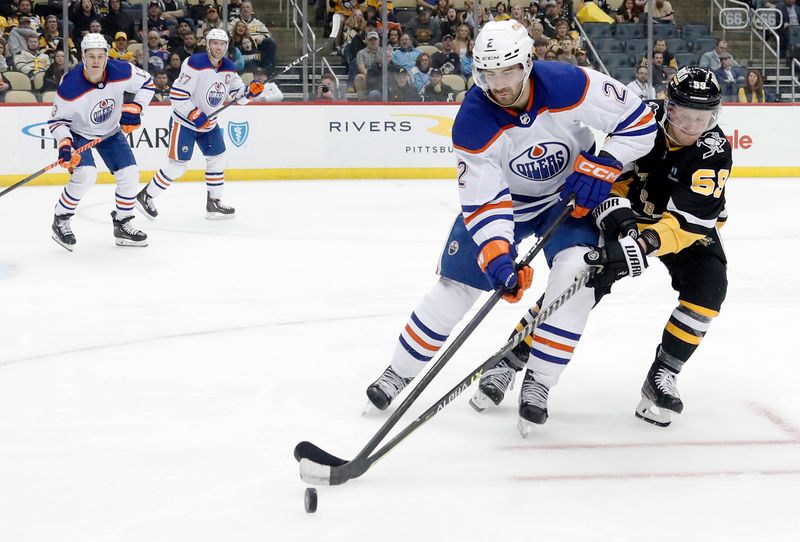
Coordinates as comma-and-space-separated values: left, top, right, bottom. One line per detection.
364, 20, 657, 435
49, 33, 155, 250
134, 29, 265, 220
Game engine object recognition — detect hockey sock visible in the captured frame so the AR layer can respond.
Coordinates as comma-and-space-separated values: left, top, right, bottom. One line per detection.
660, 300, 719, 370
205, 154, 226, 200
391, 278, 482, 378
114, 165, 139, 219
54, 166, 97, 214
146, 160, 187, 198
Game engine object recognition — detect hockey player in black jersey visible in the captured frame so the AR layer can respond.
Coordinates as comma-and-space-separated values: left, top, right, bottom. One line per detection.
470, 66, 731, 429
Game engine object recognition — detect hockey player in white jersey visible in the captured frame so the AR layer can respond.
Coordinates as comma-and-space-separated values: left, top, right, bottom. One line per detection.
363, 21, 657, 435
49, 34, 155, 250
134, 29, 267, 220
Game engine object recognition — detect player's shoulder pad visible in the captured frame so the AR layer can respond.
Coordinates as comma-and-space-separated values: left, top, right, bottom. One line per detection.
56, 65, 93, 100
530, 61, 589, 112
187, 53, 214, 70
452, 86, 513, 153
105, 59, 133, 82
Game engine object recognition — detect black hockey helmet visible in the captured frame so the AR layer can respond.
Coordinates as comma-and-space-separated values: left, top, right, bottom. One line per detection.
667, 66, 721, 110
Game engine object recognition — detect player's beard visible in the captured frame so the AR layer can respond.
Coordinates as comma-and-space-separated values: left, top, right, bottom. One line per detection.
491, 80, 526, 107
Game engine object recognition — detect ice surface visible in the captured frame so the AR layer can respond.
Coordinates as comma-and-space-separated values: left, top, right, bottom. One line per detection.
0, 179, 798, 541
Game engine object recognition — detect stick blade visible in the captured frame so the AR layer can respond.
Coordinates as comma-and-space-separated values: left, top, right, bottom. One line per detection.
299, 458, 333, 486
294, 440, 348, 466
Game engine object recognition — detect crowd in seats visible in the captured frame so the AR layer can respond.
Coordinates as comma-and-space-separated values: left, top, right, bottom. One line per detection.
0, 0, 278, 103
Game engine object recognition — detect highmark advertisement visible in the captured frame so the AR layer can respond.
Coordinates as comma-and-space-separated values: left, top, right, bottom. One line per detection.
0, 102, 797, 185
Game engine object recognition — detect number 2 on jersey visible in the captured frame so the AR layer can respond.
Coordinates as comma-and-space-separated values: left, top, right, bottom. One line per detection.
691, 169, 729, 198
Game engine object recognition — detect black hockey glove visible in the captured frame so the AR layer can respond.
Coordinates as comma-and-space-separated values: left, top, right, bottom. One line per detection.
583, 236, 649, 289
592, 197, 639, 240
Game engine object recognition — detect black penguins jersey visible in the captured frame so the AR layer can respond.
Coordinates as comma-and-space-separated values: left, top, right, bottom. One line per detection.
613, 100, 732, 256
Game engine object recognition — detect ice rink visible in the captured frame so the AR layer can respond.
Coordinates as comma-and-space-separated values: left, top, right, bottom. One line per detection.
0, 178, 798, 542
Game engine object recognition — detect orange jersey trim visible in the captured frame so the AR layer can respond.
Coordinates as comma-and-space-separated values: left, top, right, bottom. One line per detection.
464, 200, 513, 225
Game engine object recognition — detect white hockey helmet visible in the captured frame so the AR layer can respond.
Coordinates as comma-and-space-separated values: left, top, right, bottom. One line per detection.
472, 20, 533, 103
206, 28, 229, 58
81, 33, 109, 70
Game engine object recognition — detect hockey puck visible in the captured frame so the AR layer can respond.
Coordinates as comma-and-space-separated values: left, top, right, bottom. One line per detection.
304, 488, 318, 513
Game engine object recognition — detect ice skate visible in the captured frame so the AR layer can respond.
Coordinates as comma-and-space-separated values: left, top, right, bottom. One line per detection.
206, 193, 235, 219
111, 211, 148, 247
635, 358, 683, 427
469, 359, 518, 412
135, 189, 158, 220
517, 369, 549, 437
365, 365, 413, 412
52, 214, 76, 252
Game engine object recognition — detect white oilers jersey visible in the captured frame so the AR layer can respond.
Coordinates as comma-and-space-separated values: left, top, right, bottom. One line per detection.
452, 62, 657, 248
48, 60, 155, 141
169, 53, 246, 132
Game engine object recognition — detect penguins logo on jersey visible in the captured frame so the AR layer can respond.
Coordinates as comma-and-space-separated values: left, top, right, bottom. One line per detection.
697, 132, 727, 160
509, 142, 570, 181
90, 99, 116, 124
206, 82, 226, 107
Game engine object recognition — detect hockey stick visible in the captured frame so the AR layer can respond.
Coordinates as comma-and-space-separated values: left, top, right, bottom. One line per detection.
294, 199, 577, 485
0, 127, 122, 199
208, 41, 329, 120
295, 267, 597, 485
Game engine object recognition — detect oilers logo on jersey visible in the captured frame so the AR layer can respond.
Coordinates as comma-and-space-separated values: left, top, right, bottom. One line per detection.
91, 99, 116, 124
509, 142, 570, 181
206, 82, 226, 107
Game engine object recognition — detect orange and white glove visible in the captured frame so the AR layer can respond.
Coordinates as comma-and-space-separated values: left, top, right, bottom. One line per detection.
120, 103, 143, 134
57, 138, 81, 170
188, 108, 213, 129
246, 80, 265, 98
478, 239, 534, 303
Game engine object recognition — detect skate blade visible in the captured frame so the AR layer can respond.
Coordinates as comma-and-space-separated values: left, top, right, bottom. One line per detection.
517, 417, 535, 438
115, 238, 149, 247
635, 397, 673, 427
52, 234, 74, 252
134, 201, 157, 221
469, 390, 492, 413
205, 212, 236, 220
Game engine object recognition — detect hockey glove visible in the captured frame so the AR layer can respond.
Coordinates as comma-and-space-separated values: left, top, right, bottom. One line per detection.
188, 108, 212, 129
478, 240, 533, 303
583, 235, 648, 289
561, 151, 622, 218
592, 197, 639, 240
57, 138, 81, 170
246, 80, 265, 98
120, 103, 143, 134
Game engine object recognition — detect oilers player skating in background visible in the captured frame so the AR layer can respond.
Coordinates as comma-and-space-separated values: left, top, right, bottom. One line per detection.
49, 33, 155, 250
134, 29, 268, 221
364, 20, 657, 436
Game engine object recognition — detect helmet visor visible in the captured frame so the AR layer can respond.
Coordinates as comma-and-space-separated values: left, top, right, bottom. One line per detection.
665, 102, 720, 138
474, 65, 526, 99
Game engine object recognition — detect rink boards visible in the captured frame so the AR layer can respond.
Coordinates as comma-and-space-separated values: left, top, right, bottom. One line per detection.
0, 102, 797, 185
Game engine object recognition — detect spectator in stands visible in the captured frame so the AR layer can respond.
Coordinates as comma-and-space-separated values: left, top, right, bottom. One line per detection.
458, 0, 478, 32
441, 7, 460, 39
386, 27, 401, 50
411, 51, 432, 91
231, 1, 276, 74
538, 0, 559, 37
454, 24, 474, 57
354, 30, 383, 100
417, 0, 437, 11
73, 0, 100, 42
738, 68, 765, 102
526, 0, 540, 20
342, 9, 367, 64
168, 20, 194, 49
0, 73, 9, 101
575, 48, 592, 67
528, 20, 544, 39
8, 16, 37, 55
109, 31, 134, 61
557, 36, 577, 64
388, 66, 420, 101
40, 15, 77, 61
159, 0, 188, 24
143, 2, 172, 42
146, 30, 171, 72
432, 33, 461, 74
227, 0, 244, 22
189, 0, 216, 23
778, 0, 800, 56
644, 0, 674, 23
175, 30, 204, 60
14, 34, 49, 76
616, 0, 641, 22
152, 69, 171, 102
13, 0, 40, 32
366, 0, 399, 27
316, 72, 342, 100
555, 0, 573, 19
699, 38, 740, 71
239, 36, 261, 71
532, 36, 548, 60
329, 0, 361, 55
422, 67, 453, 101
166, 52, 182, 83
650, 51, 673, 85
460, 39, 473, 76
543, 48, 557, 60
407, 7, 441, 45
0, 38, 8, 72
227, 38, 245, 70
510, 3, 526, 23
626, 65, 656, 99
714, 52, 745, 101
103, 0, 137, 44
653, 38, 677, 69
432, 0, 451, 20
392, 33, 420, 72
197, 6, 225, 41
133, 47, 147, 70
42, 49, 65, 91
494, 2, 510, 21
549, 18, 572, 48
